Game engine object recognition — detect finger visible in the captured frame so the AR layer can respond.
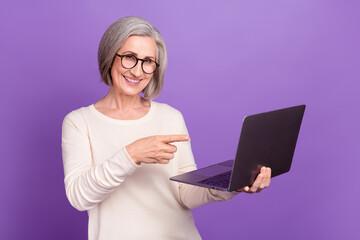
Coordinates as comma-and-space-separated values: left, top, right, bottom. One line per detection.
265, 168, 271, 187
157, 152, 174, 161
236, 186, 250, 193
146, 157, 170, 164
249, 173, 264, 193
159, 135, 189, 143
163, 143, 177, 153
259, 167, 268, 189
259, 167, 271, 190
158, 159, 170, 164
144, 157, 162, 164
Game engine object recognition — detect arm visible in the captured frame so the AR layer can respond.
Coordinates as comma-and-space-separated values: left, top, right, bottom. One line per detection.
61, 112, 140, 211
175, 114, 238, 209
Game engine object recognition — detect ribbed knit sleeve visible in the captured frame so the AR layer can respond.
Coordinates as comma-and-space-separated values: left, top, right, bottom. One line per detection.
175, 113, 239, 209
62, 111, 140, 211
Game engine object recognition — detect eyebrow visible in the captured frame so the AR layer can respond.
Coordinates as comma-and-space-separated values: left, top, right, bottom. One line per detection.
121, 51, 156, 60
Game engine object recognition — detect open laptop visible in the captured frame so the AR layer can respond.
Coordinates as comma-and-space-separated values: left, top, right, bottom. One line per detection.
170, 105, 306, 192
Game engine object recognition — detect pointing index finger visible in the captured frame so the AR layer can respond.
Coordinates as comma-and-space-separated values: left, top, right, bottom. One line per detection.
161, 135, 190, 143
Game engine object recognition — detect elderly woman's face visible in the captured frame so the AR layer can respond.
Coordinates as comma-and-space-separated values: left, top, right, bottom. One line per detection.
111, 35, 157, 97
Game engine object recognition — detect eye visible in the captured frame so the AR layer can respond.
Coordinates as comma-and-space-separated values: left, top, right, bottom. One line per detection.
143, 59, 153, 63
125, 54, 135, 59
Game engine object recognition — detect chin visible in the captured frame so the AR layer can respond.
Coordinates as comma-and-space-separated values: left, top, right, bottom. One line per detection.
121, 86, 146, 97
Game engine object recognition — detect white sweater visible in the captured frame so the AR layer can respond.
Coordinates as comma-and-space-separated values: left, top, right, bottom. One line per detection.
62, 101, 237, 240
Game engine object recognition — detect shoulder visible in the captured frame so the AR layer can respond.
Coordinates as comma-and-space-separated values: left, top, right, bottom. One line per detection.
151, 101, 188, 132
62, 105, 92, 128
151, 101, 184, 120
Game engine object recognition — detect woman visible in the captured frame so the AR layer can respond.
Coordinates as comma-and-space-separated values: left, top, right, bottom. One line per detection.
62, 16, 271, 240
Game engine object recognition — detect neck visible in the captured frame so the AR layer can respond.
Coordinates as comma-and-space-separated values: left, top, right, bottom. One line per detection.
99, 87, 148, 112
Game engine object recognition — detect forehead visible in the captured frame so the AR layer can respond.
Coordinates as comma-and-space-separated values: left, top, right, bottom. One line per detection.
118, 35, 157, 58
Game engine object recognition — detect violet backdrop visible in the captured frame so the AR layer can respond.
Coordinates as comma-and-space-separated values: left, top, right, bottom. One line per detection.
1, 0, 359, 239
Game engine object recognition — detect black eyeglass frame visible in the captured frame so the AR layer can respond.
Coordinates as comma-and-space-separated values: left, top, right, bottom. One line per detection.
115, 54, 160, 74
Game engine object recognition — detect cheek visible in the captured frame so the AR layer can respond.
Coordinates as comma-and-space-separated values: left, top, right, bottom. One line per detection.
143, 74, 153, 83
111, 62, 127, 75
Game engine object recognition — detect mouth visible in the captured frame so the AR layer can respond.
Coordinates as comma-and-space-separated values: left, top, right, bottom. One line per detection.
123, 75, 142, 85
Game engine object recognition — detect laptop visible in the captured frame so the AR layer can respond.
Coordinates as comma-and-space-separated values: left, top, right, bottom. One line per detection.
170, 105, 306, 192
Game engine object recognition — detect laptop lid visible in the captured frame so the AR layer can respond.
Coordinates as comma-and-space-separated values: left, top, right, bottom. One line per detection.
228, 104, 305, 191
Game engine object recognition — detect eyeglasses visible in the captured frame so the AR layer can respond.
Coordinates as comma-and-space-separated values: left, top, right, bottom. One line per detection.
115, 54, 160, 74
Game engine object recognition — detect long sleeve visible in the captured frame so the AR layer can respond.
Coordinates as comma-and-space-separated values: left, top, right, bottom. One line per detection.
61, 102, 229, 239
175, 113, 239, 209
61, 111, 140, 211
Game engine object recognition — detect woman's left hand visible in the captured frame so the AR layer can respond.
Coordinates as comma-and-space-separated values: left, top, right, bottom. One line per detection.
236, 167, 271, 193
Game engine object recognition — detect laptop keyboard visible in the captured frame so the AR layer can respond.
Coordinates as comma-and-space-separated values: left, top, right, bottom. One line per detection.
198, 171, 231, 189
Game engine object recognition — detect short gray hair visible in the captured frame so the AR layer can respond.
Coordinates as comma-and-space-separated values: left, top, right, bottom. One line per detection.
98, 16, 167, 99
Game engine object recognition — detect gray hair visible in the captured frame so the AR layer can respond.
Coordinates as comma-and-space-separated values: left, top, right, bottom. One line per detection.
98, 16, 167, 99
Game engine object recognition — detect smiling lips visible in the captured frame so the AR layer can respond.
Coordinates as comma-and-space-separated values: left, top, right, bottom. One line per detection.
123, 75, 141, 85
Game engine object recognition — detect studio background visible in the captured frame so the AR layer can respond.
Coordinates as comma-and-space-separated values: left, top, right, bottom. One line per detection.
1, 0, 359, 239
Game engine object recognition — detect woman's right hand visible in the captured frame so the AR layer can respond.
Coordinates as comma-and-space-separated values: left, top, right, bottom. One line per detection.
126, 135, 189, 165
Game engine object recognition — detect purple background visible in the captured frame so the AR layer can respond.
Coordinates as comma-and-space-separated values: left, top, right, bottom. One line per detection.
1, 0, 359, 239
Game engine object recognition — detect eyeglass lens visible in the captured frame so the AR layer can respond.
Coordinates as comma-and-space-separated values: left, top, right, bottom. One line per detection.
121, 55, 157, 74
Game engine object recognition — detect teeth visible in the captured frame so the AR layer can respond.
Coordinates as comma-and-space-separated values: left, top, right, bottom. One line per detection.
124, 76, 140, 83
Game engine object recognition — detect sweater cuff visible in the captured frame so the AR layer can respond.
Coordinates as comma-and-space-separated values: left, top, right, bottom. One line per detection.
208, 189, 239, 201
123, 147, 142, 168
107, 147, 141, 179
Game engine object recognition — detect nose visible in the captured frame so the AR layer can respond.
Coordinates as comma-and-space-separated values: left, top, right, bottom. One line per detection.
130, 61, 143, 77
